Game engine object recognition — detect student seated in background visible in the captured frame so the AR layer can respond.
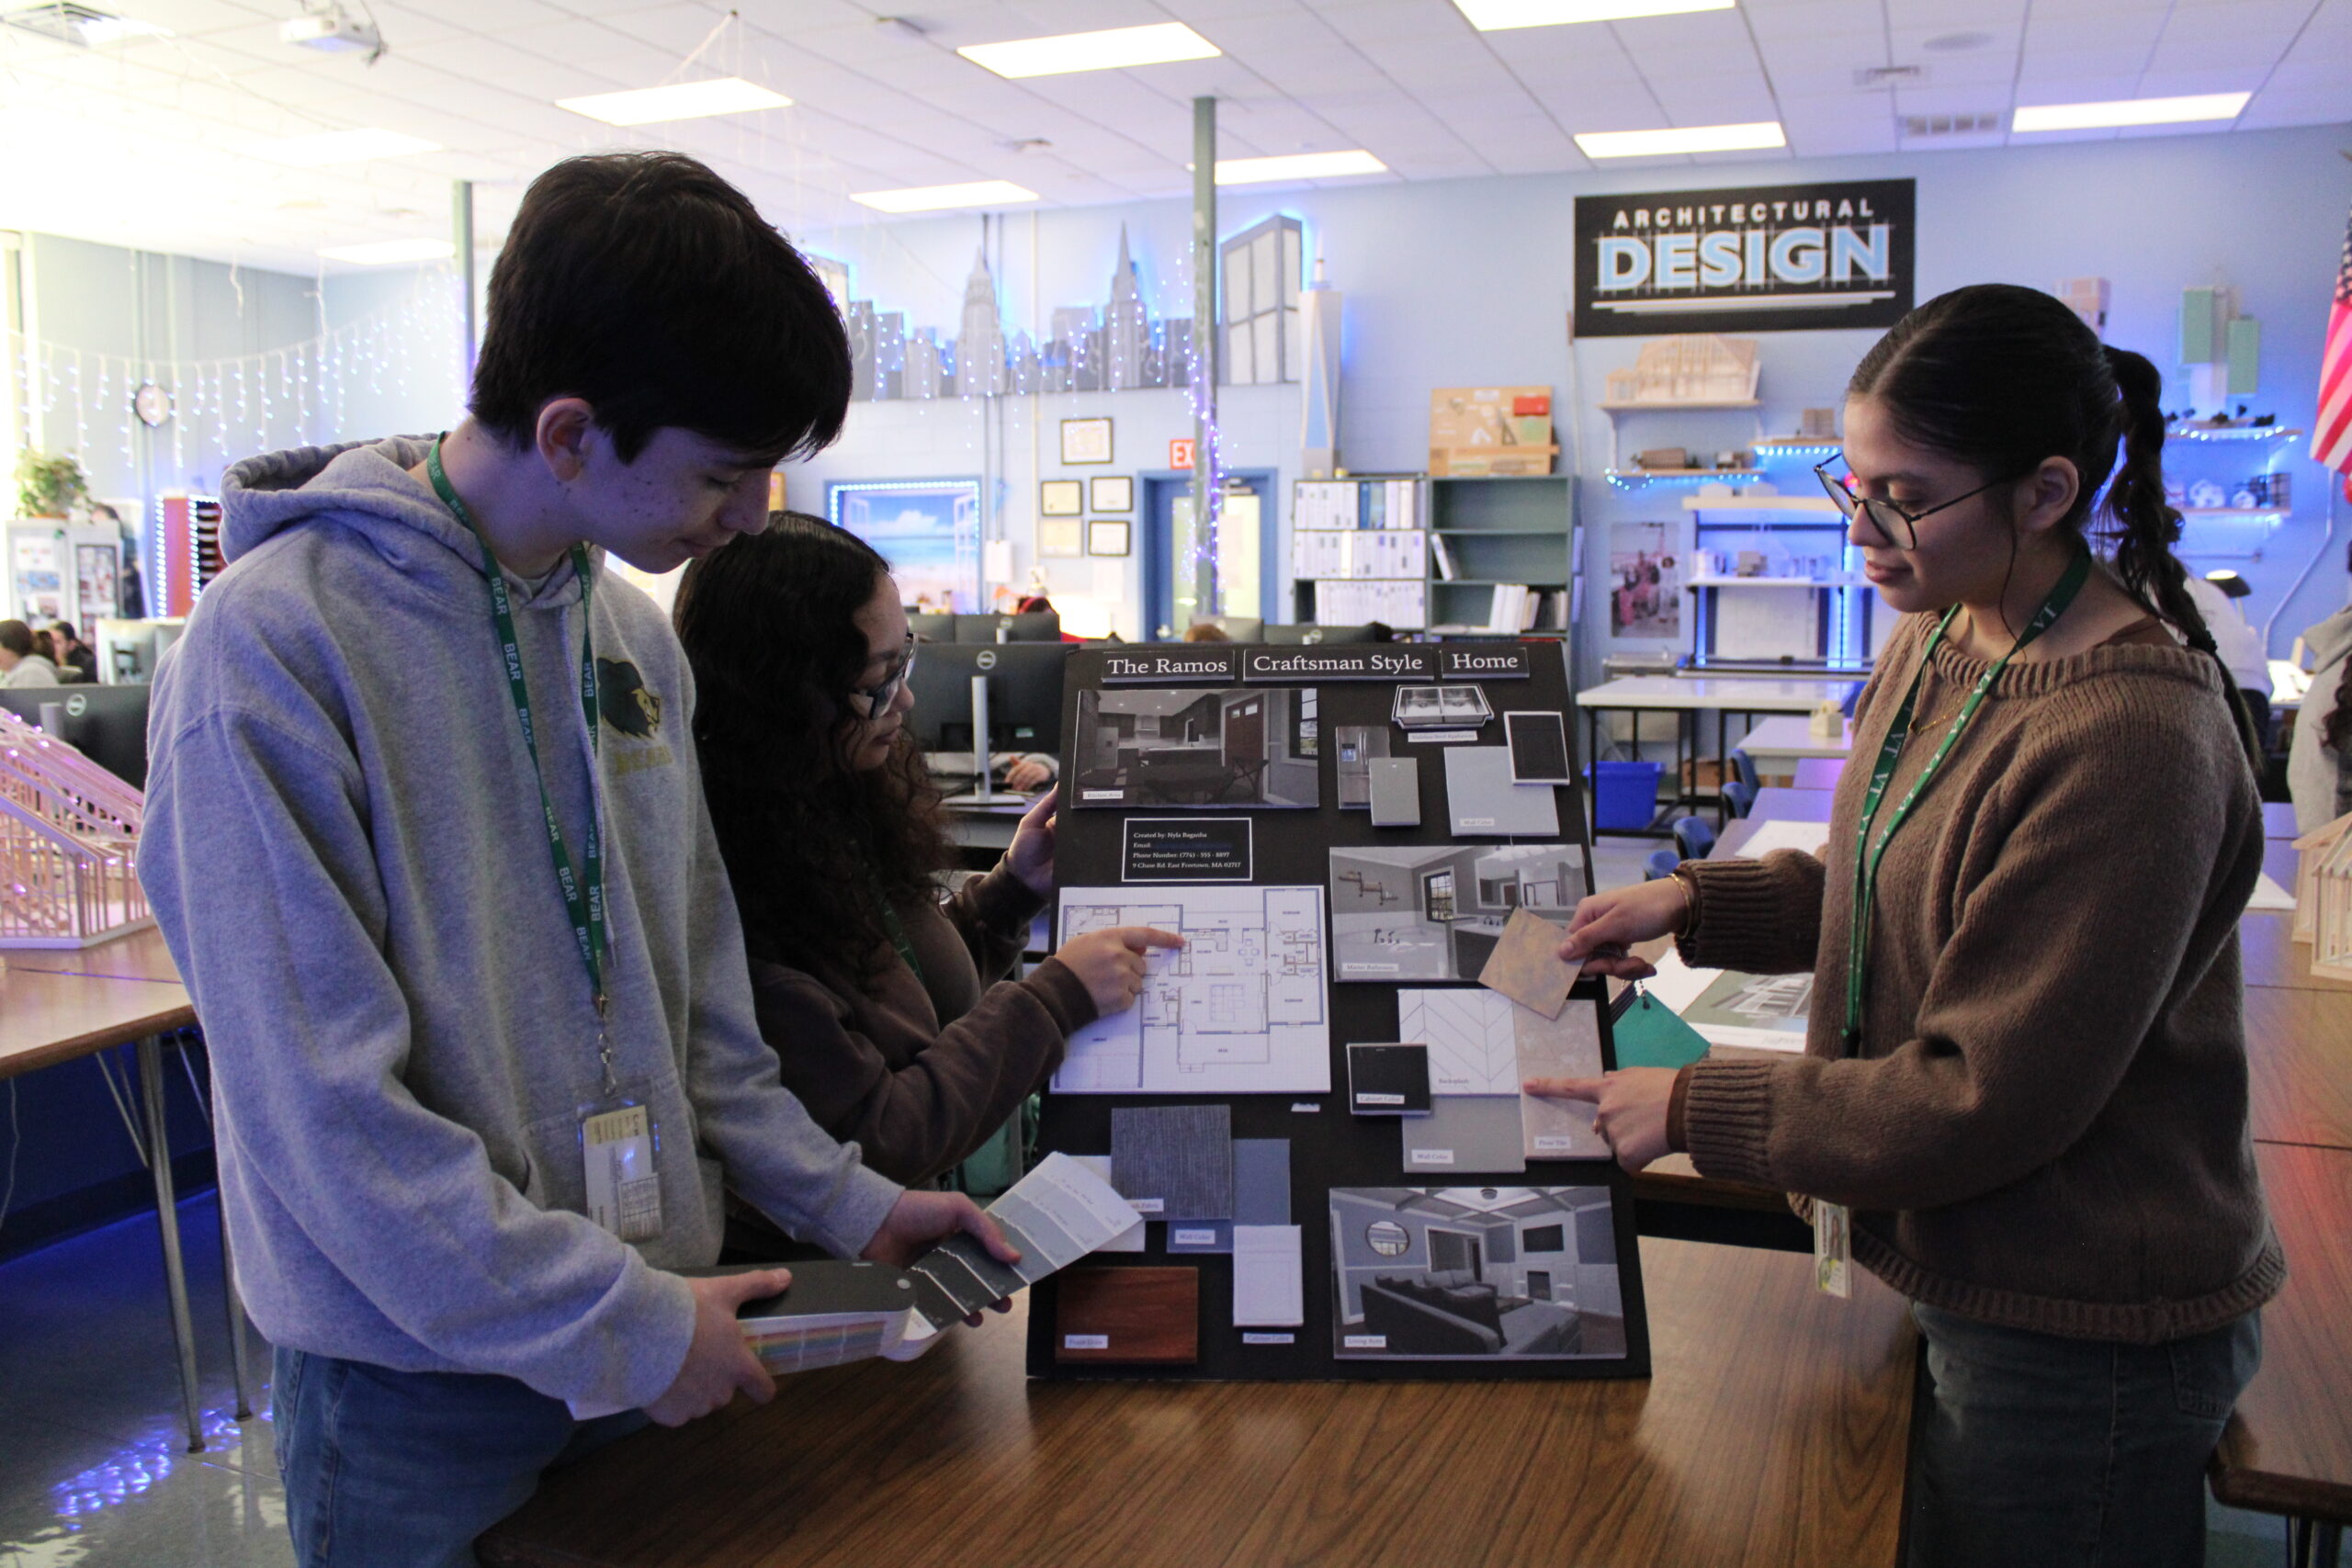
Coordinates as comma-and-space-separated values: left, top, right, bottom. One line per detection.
2290, 593, 2352, 830
674, 515, 1181, 1193
48, 620, 98, 682
0, 620, 61, 686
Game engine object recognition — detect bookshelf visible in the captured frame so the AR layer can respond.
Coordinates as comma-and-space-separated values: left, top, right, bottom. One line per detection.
1426, 475, 1577, 637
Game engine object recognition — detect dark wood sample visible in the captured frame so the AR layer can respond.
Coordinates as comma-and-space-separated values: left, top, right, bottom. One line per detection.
1054, 1266, 1200, 1364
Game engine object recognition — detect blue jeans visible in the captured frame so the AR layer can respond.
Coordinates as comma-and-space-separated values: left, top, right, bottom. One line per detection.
1907, 1303, 2262, 1568
272, 1347, 648, 1568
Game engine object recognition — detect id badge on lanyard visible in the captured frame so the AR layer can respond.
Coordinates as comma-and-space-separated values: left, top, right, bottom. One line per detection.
428, 434, 663, 1245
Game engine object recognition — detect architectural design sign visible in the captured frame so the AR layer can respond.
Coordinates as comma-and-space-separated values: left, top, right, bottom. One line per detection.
1573, 179, 1915, 337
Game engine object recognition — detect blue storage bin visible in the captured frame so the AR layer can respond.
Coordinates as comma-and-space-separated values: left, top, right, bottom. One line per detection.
1586, 761, 1663, 831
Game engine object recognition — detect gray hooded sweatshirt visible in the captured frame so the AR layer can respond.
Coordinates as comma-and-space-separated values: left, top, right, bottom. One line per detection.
141, 437, 901, 1414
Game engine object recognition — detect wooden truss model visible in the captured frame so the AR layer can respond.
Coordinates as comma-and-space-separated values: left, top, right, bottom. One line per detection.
2296, 811, 2352, 983
1600, 334, 1760, 408
0, 708, 150, 948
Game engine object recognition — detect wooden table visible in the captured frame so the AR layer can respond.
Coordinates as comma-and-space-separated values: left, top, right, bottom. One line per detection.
1577, 677, 1859, 837
2212, 1143, 2352, 1556
482, 1235, 1919, 1568
0, 945, 230, 1451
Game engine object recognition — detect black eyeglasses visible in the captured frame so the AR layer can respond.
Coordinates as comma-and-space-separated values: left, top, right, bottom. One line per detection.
850, 635, 917, 716
1814, 458, 2024, 550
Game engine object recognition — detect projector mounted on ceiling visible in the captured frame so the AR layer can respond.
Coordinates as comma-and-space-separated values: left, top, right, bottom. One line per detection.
279, 0, 382, 62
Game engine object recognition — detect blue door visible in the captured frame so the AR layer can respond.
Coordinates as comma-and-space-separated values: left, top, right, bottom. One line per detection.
1140, 468, 1277, 639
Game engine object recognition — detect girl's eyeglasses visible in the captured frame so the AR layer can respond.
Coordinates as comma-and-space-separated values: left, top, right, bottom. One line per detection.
1814, 458, 2025, 550
849, 636, 917, 716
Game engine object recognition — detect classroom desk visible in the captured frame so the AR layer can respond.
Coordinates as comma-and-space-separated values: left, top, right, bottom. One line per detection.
1793, 757, 1847, 790
2211, 1143, 2352, 1557
2244, 987, 2352, 1153
1, 922, 185, 984
481, 1235, 1919, 1568
1736, 714, 1858, 774
1576, 677, 1858, 836
0, 959, 220, 1452
1753, 786, 1837, 821
2241, 912, 2352, 996
2266, 801, 2301, 840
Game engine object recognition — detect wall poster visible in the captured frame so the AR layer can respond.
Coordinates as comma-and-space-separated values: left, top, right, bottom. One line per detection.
1608, 523, 1681, 639
1573, 178, 1915, 337
825, 479, 981, 613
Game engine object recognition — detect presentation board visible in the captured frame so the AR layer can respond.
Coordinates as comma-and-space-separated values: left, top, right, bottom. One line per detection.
1025, 641, 1649, 1383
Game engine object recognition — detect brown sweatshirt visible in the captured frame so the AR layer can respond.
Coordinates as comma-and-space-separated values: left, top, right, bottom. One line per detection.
744, 863, 1096, 1188
1678, 612, 2283, 1343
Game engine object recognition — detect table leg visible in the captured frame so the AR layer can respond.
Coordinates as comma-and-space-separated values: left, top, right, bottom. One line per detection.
137, 1034, 207, 1453
220, 1194, 254, 1420
2292, 1517, 2345, 1568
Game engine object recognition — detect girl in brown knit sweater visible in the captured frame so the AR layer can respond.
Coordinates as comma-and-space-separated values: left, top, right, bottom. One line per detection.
1536, 285, 2277, 1567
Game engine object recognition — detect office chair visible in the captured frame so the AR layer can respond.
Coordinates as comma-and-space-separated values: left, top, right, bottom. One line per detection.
1671, 816, 1716, 863
1644, 848, 1680, 881
1722, 780, 1757, 818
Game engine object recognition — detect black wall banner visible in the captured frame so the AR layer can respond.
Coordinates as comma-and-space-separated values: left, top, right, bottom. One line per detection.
1572, 178, 1915, 338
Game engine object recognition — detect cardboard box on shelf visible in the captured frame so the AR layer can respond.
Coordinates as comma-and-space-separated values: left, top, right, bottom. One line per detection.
1430, 386, 1555, 453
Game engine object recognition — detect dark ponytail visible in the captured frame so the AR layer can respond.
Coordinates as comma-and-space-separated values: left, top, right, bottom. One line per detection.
1849, 284, 2263, 768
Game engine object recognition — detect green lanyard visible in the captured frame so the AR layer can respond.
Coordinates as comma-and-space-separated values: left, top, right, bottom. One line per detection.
426, 436, 613, 1070
1842, 547, 2091, 1056
864, 865, 927, 990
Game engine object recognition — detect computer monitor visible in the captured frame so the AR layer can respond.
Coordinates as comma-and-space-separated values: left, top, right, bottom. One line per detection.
952, 612, 1060, 644
907, 612, 956, 642
0, 684, 152, 788
1262, 623, 1380, 646
907, 641, 1071, 758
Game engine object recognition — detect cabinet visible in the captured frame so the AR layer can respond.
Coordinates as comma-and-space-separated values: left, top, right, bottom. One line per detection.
1426, 475, 1577, 637
2166, 423, 2301, 560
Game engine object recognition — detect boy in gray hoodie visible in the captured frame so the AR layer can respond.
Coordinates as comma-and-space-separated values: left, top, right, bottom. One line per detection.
140, 152, 1014, 1567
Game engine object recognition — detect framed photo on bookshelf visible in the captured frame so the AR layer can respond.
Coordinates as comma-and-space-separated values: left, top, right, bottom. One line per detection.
1086, 519, 1131, 558
1040, 479, 1083, 516
1040, 518, 1085, 558
1089, 475, 1133, 513
1060, 417, 1114, 466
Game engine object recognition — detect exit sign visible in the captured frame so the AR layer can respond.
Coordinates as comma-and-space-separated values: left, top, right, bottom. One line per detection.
1169, 437, 1196, 469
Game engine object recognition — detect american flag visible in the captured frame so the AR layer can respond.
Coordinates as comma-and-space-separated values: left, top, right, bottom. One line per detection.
2319, 197, 2352, 473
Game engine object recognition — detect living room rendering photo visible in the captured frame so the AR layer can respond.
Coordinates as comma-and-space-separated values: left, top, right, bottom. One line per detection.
1329, 1188, 1625, 1360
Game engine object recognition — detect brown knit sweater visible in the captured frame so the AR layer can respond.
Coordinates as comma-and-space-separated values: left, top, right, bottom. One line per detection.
1678, 612, 2283, 1343
743, 862, 1095, 1188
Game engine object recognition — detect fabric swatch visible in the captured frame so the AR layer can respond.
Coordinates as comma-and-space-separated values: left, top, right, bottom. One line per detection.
1111, 1104, 1234, 1220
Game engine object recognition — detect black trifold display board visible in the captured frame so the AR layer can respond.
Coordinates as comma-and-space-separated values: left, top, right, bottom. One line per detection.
1023, 641, 1650, 1382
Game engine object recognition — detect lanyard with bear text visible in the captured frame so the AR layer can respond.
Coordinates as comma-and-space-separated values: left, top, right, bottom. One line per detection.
426, 436, 615, 1085
1841, 546, 2089, 1058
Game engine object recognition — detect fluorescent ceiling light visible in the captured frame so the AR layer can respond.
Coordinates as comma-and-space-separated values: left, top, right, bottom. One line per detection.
2011, 92, 2249, 132
851, 180, 1039, 214
1211, 151, 1387, 185
318, 238, 456, 265
245, 127, 441, 166
1454, 0, 1733, 28
1575, 120, 1786, 158
555, 77, 789, 127
957, 22, 1217, 78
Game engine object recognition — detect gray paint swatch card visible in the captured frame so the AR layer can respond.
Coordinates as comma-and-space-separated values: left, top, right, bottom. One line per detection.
1400, 1096, 1527, 1175
1112, 1104, 1234, 1220
1232, 1138, 1293, 1225
1443, 745, 1560, 837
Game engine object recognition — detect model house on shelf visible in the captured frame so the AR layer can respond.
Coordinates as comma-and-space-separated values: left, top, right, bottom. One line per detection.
0, 709, 150, 948
2298, 810, 2352, 981
1601, 335, 1759, 408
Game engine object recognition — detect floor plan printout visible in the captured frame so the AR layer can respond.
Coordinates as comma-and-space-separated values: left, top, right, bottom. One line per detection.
1053, 885, 1331, 1094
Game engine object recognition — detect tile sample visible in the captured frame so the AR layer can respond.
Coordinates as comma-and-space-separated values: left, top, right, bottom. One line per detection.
1397, 988, 1521, 1095
1442, 744, 1560, 836
1111, 1104, 1233, 1220
1401, 1095, 1527, 1175
1347, 1043, 1433, 1115
1055, 1266, 1201, 1363
1232, 1225, 1306, 1327
1478, 906, 1576, 1021
1514, 997, 1609, 1160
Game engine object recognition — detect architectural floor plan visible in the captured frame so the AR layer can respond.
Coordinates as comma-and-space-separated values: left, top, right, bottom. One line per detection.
1053, 885, 1330, 1094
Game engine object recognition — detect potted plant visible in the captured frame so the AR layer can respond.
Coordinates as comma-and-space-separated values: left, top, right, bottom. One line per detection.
13, 449, 89, 520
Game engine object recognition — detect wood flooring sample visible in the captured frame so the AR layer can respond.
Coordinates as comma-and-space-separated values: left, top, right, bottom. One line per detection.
1054, 1267, 1200, 1364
